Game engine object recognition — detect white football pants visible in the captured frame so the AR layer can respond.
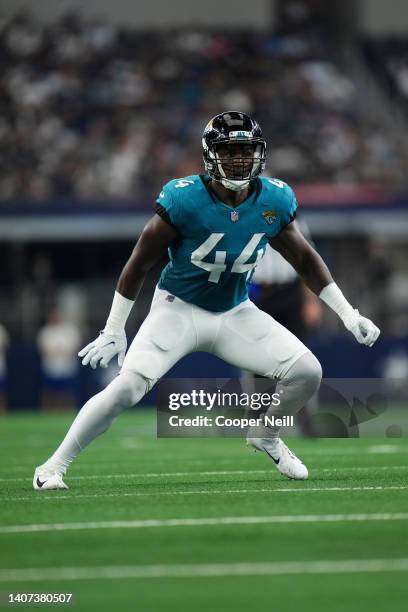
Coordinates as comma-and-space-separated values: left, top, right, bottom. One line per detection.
45, 288, 321, 472
122, 288, 310, 383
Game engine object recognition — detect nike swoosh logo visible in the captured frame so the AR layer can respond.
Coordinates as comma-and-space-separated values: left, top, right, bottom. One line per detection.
264, 448, 280, 465
36, 477, 46, 488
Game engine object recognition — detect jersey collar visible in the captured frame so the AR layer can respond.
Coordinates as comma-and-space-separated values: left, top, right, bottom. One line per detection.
199, 174, 262, 206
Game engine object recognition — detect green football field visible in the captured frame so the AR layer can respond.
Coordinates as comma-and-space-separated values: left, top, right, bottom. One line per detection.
1, 410, 408, 611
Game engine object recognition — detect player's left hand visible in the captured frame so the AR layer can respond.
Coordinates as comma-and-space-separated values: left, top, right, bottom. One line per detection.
342, 310, 380, 347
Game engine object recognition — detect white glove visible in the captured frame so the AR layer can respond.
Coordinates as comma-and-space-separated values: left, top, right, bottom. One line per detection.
342, 309, 380, 347
78, 330, 127, 369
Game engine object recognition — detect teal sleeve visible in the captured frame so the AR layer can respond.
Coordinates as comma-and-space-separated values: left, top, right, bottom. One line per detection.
279, 186, 298, 234
155, 182, 180, 228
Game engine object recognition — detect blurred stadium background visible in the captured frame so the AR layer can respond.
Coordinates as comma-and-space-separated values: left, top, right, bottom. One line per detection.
1, 0, 408, 411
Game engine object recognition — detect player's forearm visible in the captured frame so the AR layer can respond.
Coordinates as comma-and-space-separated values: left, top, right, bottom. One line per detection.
294, 248, 333, 295
296, 250, 356, 320
116, 228, 167, 300
99, 237, 150, 334
104, 252, 152, 332
103, 265, 147, 334
116, 256, 148, 301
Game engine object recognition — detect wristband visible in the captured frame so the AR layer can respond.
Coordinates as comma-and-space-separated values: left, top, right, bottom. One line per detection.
105, 291, 135, 334
319, 282, 355, 321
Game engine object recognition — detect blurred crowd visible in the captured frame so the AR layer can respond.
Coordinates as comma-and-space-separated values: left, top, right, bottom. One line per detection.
0, 11, 406, 204
363, 37, 408, 112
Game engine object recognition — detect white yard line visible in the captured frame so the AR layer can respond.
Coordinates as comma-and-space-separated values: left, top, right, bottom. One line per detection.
1, 512, 408, 535
1, 465, 408, 483
3, 442, 407, 472
2, 470, 267, 483
3, 484, 408, 503
1, 558, 408, 582
368, 445, 401, 454
3, 445, 407, 473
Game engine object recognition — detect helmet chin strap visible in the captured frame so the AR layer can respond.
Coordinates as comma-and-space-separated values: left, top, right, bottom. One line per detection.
219, 177, 250, 192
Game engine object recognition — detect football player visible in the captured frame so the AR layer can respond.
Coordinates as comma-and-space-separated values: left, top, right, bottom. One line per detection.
33, 111, 380, 490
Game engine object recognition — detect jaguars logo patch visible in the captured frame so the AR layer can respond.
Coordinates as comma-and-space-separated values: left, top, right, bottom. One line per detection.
262, 210, 277, 225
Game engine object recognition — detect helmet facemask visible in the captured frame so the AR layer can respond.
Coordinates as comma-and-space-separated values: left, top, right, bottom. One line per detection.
212, 142, 265, 191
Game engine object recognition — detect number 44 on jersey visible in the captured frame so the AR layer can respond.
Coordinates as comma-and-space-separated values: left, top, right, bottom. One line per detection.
191, 233, 265, 283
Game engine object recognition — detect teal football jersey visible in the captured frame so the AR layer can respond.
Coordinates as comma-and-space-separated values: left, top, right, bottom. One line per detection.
156, 175, 297, 312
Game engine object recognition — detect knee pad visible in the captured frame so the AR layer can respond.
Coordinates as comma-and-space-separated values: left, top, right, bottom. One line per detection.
108, 370, 150, 411
285, 352, 322, 393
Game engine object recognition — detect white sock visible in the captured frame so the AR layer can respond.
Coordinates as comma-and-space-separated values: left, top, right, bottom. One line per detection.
251, 353, 322, 449
265, 352, 322, 440
44, 370, 149, 473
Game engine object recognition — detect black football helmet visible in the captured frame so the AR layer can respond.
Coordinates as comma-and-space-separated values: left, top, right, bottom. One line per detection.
202, 111, 266, 191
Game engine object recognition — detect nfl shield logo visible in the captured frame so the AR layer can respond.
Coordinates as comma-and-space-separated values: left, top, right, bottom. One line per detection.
230, 210, 239, 222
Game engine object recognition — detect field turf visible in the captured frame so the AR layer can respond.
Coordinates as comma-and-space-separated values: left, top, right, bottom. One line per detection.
1, 410, 408, 611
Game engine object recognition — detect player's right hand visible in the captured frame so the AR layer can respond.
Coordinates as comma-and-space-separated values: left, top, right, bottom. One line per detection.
78, 330, 127, 369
